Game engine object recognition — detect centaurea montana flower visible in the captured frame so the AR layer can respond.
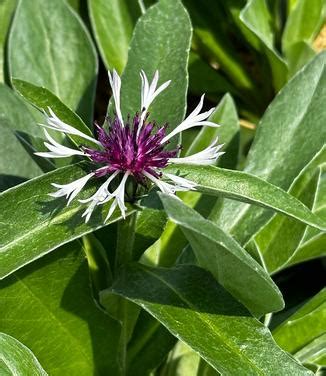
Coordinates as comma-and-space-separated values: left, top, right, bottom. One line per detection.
36, 70, 224, 222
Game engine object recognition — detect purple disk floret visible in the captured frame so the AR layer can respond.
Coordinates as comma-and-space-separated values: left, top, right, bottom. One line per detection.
83, 114, 179, 183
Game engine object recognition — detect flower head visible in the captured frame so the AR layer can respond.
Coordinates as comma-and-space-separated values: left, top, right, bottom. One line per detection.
36, 70, 224, 222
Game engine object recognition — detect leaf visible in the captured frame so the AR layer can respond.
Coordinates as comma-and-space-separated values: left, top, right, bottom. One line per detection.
8, 0, 98, 123
212, 51, 326, 245
282, 0, 325, 54
88, 0, 141, 73
273, 289, 326, 355
106, 263, 312, 375
165, 164, 326, 232
12, 79, 95, 147
116, 0, 192, 145
0, 163, 135, 279
239, 0, 287, 91
0, 84, 42, 191
0, 0, 17, 82
159, 193, 283, 316
183, 1, 256, 93
253, 147, 325, 273
126, 311, 176, 376
0, 242, 121, 375
142, 94, 239, 267
286, 42, 316, 78
294, 335, 326, 369
0, 333, 47, 375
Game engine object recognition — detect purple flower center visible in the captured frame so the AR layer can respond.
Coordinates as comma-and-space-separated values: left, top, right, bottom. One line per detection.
84, 114, 179, 182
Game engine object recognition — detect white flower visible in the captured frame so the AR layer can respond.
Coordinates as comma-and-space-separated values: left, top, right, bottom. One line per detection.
36, 70, 223, 223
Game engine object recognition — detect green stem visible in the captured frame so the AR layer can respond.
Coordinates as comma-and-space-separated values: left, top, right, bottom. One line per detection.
115, 212, 137, 272
115, 212, 138, 375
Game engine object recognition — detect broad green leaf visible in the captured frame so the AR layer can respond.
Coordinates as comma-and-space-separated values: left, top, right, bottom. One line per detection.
142, 94, 239, 267
161, 342, 201, 376
0, 333, 47, 376
0, 242, 121, 375
253, 147, 325, 273
0, 163, 135, 279
295, 335, 326, 369
183, 0, 257, 101
12, 79, 95, 148
165, 164, 326, 232
106, 263, 312, 375
8, 0, 98, 123
273, 289, 325, 355
212, 52, 326, 245
0, 0, 17, 82
239, 0, 287, 91
282, 0, 325, 54
126, 311, 176, 376
286, 42, 316, 78
89, 0, 141, 73
0, 84, 42, 191
159, 194, 283, 316
117, 0, 191, 139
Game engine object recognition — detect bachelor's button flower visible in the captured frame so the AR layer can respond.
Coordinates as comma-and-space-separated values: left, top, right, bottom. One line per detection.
35, 70, 224, 222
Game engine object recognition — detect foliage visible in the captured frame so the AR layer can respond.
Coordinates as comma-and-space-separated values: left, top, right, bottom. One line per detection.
0, 0, 325, 375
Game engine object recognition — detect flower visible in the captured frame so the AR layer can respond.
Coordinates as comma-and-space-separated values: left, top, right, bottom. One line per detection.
35, 70, 224, 222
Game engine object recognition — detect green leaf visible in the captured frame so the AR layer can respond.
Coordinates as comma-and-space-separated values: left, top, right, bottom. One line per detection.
116, 0, 192, 144
165, 164, 326, 232
0, 163, 135, 279
211, 52, 326, 245
89, 0, 141, 73
126, 311, 176, 376
294, 335, 326, 369
239, 0, 287, 91
282, 0, 325, 54
8, 0, 98, 123
253, 147, 325, 273
0, 242, 121, 375
0, 0, 17, 82
12, 79, 95, 147
0, 333, 47, 375
142, 94, 239, 267
159, 193, 283, 316
161, 342, 202, 376
273, 289, 326, 355
106, 263, 312, 375
0, 84, 42, 191
286, 42, 316, 78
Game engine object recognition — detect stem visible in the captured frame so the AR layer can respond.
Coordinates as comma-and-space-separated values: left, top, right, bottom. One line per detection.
115, 212, 137, 375
115, 212, 137, 272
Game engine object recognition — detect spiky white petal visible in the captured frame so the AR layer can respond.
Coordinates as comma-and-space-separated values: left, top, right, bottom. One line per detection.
161, 95, 220, 143
143, 171, 195, 195
108, 70, 123, 125
140, 70, 171, 126
104, 171, 130, 222
169, 138, 225, 165
80, 171, 120, 223
163, 173, 197, 190
35, 130, 85, 158
41, 108, 101, 146
49, 172, 95, 205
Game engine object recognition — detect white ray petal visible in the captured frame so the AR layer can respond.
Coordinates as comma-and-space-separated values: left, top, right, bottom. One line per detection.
169, 138, 225, 165
35, 130, 85, 158
41, 108, 101, 146
49, 172, 94, 205
161, 97, 219, 144
139, 70, 171, 127
104, 171, 130, 222
108, 70, 123, 125
143, 171, 192, 195
163, 173, 197, 190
